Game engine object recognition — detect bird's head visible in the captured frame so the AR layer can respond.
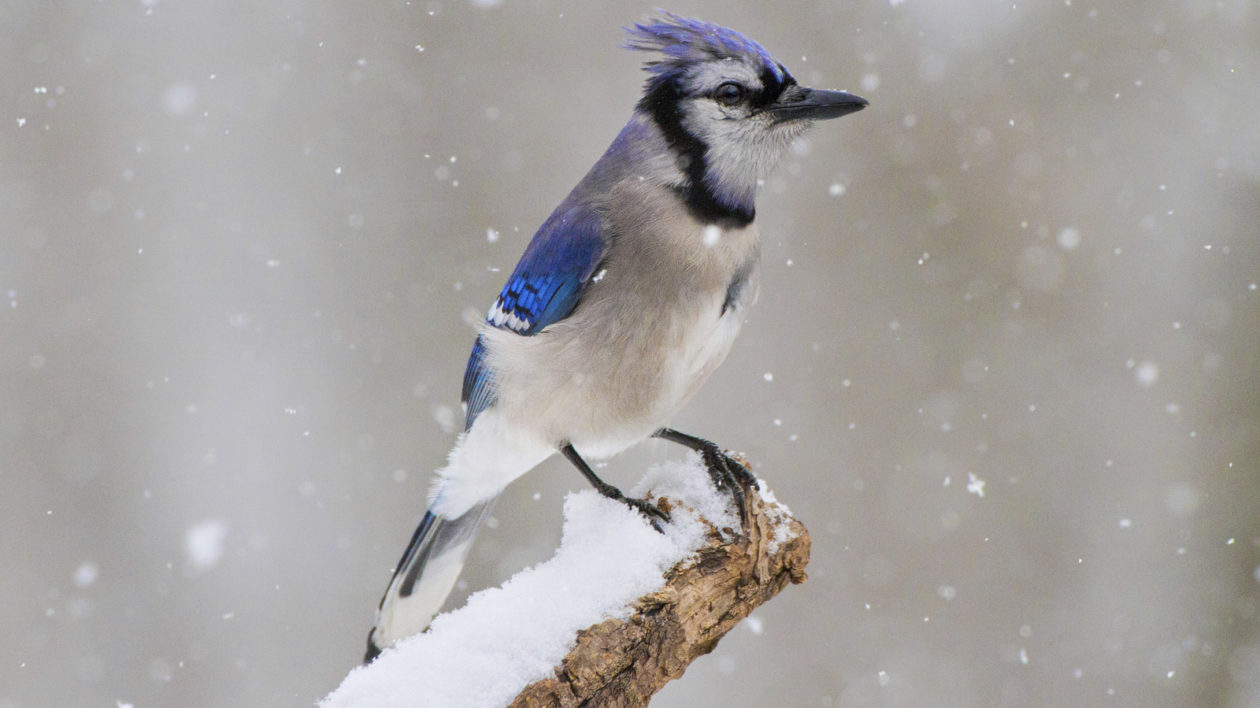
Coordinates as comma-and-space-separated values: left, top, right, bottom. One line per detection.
626, 12, 867, 223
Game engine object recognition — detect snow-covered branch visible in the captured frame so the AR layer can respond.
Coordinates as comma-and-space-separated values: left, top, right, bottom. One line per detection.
322, 457, 811, 708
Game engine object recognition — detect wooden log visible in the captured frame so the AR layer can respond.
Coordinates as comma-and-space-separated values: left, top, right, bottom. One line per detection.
508, 481, 811, 707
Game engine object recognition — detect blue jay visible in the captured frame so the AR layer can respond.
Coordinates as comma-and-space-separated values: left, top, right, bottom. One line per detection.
365, 13, 866, 661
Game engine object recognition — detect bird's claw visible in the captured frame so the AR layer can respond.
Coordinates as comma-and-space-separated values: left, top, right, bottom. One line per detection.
698, 442, 758, 519
621, 496, 670, 533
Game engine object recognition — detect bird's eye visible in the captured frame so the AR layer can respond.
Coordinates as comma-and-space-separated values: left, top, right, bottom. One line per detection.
713, 82, 746, 107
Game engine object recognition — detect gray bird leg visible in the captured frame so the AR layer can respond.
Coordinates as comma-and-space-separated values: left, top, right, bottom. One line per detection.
653, 428, 758, 518
561, 443, 670, 529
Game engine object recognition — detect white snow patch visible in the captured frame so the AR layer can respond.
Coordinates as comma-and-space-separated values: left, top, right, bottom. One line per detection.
753, 481, 797, 554
185, 520, 228, 571
628, 456, 740, 531
323, 456, 756, 708
1135, 361, 1159, 386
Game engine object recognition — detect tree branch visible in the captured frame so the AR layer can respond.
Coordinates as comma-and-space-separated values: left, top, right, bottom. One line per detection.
508, 481, 811, 707
322, 461, 810, 708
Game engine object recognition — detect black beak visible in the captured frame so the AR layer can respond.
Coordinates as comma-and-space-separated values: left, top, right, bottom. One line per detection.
764, 86, 868, 123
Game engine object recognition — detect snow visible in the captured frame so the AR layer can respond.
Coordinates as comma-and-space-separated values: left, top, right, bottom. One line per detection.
966, 472, 986, 498
744, 614, 764, 635
1135, 361, 1159, 386
184, 520, 228, 571
702, 224, 722, 247
322, 456, 742, 708
754, 482, 797, 554
73, 562, 99, 588
1055, 226, 1081, 250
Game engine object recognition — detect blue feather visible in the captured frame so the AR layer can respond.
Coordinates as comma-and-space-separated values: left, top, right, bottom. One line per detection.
461, 204, 606, 429
461, 335, 494, 430
486, 205, 605, 334
624, 12, 786, 87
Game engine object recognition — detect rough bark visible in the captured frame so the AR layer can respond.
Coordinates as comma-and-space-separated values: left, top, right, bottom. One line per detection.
508, 481, 811, 707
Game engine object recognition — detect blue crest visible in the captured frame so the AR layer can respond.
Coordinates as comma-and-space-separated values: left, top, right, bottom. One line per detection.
624, 12, 785, 86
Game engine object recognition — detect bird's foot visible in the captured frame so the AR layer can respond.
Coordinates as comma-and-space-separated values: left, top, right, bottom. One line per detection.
562, 443, 670, 532
697, 442, 759, 519
594, 482, 670, 532
620, 495, 671, 533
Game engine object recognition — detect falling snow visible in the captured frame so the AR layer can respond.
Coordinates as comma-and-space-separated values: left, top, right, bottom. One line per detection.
966, 473, 986, 498
702, 225, 721, 247
1135, 361, 1159, 386
6, 6, 1259, 707
73, 562, 99, 587
185, 520, 228, 571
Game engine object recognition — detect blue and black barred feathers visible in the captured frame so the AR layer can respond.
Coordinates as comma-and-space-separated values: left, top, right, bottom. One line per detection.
484, 206, 604, 335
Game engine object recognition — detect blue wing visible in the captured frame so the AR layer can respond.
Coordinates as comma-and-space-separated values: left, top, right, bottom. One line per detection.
461, 335, 495, 430
461, 204, 607, 430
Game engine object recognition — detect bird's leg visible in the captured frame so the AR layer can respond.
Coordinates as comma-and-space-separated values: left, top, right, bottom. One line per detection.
560, 443, 670, 530
653, 428, 758, 518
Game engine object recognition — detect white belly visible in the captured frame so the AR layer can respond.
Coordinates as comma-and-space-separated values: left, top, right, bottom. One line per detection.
479, 280, 746, 458
440, 178, 762, 506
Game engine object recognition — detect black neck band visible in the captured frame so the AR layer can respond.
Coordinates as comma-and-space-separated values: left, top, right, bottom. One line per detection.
637, 80, 755, 227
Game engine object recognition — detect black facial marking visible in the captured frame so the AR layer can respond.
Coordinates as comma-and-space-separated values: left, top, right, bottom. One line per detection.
638, 78, 755, 227
751, 66, 796, 110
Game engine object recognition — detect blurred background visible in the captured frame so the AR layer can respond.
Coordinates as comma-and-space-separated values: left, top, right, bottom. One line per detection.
3, 1, 1259, 706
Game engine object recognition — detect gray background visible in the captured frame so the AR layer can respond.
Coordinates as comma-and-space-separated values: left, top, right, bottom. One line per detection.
3, 1, 1259, 706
